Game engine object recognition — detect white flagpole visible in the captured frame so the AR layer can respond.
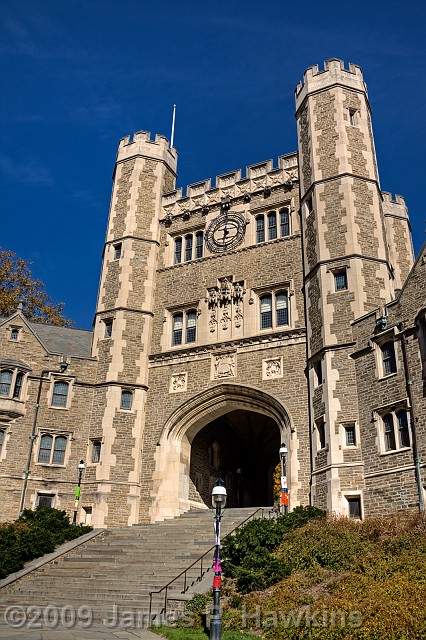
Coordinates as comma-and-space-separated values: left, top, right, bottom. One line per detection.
170, 104, 176, 149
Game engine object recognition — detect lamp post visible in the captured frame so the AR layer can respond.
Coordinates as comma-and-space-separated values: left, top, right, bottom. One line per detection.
72, 460, 85, 525
279, 443, 288, 515
210, 478, 227, 640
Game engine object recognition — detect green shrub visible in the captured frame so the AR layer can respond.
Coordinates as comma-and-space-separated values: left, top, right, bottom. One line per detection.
221, 506, 325, 589
0, 524, 24, 578
277, 517, 375, 572
0, 507, 92, 579
235, 548, 291, 593
222, 506, 324, 570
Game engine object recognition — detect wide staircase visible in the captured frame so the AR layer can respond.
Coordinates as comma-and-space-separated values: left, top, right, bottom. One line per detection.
0, 507, 267, 628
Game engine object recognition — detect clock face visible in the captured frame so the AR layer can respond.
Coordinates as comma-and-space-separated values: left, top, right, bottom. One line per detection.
205, 212, 246, 253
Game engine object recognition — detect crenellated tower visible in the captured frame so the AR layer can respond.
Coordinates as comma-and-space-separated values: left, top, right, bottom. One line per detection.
90, 132, 177, 527
381, 192, 414, 291
295, 59, 397, 513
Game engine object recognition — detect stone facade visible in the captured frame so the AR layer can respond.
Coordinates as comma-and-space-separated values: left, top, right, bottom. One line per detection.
0, 60, 424, 527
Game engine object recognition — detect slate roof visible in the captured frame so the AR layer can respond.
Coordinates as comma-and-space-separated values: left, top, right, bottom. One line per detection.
29, 322, 94, 358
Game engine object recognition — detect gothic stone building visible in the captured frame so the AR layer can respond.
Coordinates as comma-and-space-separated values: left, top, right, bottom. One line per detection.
1, 59, 425, 528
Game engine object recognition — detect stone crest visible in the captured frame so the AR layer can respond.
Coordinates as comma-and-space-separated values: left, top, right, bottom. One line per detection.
262, 357, 283, 380
170, 372, 188, 393
212, 353, 236, 379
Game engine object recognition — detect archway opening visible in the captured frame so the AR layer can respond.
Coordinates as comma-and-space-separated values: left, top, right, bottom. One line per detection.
189, 408, 281, 508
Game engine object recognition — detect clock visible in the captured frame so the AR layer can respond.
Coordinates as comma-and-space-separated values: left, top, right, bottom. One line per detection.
205, 212, 246, 253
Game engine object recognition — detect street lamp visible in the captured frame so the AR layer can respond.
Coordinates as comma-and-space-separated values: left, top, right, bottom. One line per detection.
279, 443, 288, 515
72, 460, 85, 525
210, 478, 227, 640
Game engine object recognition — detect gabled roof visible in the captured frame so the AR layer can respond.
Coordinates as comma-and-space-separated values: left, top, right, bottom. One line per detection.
0, 314, 93, 358
28, 322, 93, 358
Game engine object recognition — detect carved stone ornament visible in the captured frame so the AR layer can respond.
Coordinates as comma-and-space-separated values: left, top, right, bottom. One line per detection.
220, 308, 232, 331
170, 372, 188, 393
262, 357, 283, 380
207, 288, 219, 309
212, 353, 236, 379
207, 277, 245, 333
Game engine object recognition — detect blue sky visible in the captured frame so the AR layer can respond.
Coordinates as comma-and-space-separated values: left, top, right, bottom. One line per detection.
1, 0, 425, 329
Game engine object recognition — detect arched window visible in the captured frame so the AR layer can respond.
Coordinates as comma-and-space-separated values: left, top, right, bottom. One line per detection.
38, 434, 53, 463
280, 209, 290, 237
268, 212, 277, 240
51, 381, 69, 408
397, 410, 410, 448
260, 295, 273, 329
276, 292, 289, 326
195, 232, 203, 259
174, 237, 182, 264
383, 414, 396, 451
52, 436, 67, 465
185, 235, 193, 262
381, 341, 397, 375
256, 216, 265, 243
186, 310, 197, 343
13, 372, 24, 399
120, 390, 133, 410
0, 370, 13, 397
172, 313, 183, 346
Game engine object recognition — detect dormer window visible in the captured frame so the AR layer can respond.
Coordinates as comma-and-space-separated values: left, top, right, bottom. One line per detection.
9, 328, 20, 342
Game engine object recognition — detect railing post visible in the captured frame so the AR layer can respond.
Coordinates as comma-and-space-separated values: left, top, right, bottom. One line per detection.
183, 570, 187, 593
164, 585, 168, 619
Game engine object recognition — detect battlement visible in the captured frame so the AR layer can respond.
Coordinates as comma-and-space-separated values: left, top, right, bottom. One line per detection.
382, 192, 408, 218
116, 130, 178, 172
162, 152, 298, 214
295, 58, 367, 111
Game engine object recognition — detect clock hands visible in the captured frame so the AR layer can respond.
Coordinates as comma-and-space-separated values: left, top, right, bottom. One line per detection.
205, 212, 246, 253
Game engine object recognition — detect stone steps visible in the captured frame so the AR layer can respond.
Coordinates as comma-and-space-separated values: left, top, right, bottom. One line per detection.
0, 506, 267, 628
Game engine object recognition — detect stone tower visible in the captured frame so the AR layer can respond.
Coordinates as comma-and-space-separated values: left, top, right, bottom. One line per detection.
89, 132, 177, 527
295, 59, 401, 513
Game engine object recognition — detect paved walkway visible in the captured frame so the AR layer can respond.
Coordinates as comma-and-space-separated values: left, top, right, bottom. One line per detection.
0, 623, 161, 640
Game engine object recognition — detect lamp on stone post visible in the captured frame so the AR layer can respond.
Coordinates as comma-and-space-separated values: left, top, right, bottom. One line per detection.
72, 460, 85, 526
279, 443, 288, 514
210, 478, 227, 640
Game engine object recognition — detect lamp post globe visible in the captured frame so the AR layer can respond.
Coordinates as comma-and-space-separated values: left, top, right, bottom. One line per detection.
210, 478, 226, 640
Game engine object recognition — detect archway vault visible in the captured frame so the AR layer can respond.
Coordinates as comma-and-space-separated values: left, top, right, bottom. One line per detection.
163, 383, 292, 443
149, 383, 297, 522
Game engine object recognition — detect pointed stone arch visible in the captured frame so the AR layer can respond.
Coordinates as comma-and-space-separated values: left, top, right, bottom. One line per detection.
149, 384, 298, 521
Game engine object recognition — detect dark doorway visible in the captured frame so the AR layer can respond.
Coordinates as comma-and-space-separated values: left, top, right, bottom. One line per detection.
189, 409, 280, 508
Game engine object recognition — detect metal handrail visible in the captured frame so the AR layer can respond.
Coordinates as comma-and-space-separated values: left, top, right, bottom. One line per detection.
148, 506, 268, 623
